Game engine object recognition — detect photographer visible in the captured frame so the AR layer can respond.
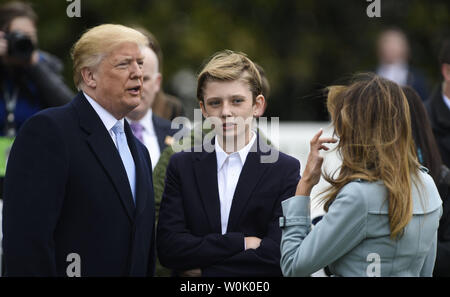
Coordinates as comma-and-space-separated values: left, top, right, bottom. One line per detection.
0, 1, 74, 139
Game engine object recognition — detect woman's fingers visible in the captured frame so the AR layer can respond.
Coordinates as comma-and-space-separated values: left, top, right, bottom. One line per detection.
319, 137, 338, 144
311, 129, 338, 148
311, 138, 338, 154
310, 128, 324, 145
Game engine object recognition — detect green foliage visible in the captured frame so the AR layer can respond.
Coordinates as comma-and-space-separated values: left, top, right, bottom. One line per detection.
19, 0, 450, 120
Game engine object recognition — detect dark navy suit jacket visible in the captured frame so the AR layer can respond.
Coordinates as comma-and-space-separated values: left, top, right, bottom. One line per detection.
152, 113, 178, 152
2, 92, 156, 276
157, 136, 300, 276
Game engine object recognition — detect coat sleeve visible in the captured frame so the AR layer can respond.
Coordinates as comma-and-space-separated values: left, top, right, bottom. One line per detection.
27, 52, 74, 107
156, 155, 246, 271
280, 182, 368, 277
201, 159, 300, 277
421, 231, 438, 277
152, 146, 174, 224
2, 112, 68, 276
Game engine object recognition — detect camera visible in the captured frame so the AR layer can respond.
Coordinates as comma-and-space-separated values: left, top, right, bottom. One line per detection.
4, 31, 35, 61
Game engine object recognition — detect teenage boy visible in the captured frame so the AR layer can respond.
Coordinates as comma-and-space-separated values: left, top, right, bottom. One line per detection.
157, 50, 300, 277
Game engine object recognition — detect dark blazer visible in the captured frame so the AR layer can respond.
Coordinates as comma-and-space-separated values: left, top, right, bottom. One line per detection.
375, 66, 429, 100
433, 165, 450, 276
152, 113, 178, 152
157, 136, 300, 277
2, 92, 156, 276
406, 68, 429, 101
426, 88, 450, 168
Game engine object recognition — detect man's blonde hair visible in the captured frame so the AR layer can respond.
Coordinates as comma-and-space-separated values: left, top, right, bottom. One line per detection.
71, 24, 148, 89
197, 50, 263, 102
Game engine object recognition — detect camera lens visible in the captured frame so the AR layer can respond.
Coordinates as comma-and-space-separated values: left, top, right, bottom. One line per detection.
5, 31, 35, 60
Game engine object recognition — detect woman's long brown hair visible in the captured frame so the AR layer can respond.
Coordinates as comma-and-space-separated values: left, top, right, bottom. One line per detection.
322, 73, 421, 239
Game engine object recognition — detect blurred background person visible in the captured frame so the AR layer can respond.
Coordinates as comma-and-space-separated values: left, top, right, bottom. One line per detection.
133, 27, 183, 121
426, 39, 450, 169
126, 30, 179, 170
376, 28, 429, 101
0, 1, 74, 198
129, 28, 183, 276
0, 1, 74, 137
402, 86, 450, 276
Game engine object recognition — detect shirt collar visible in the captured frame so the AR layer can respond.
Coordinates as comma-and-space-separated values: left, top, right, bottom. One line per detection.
83, 91, 123, 131
127, 109, 155, 135
215, 131, 256, 171
378, 63, 408, 72
377, 63, 409, 86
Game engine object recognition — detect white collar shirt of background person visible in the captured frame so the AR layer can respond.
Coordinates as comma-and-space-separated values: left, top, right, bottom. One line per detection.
83, 91, 124, 147
215, 130, 257, 237
377, 63, 409, 86
127, 109, 160, 170
443, 92, 450, 112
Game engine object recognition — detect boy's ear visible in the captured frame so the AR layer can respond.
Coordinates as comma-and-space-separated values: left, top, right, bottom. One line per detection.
253, 94, 266, 117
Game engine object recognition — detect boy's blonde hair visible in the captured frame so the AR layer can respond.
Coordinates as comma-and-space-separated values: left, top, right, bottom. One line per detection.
197, 50, 263, 103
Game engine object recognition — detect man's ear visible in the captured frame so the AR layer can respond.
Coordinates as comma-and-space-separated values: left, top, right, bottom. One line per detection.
154, 73, 162, 94
442, 64, 450, 82
81, 67, 97, 89
253, 94, 266, 118
198, 100, 208, 118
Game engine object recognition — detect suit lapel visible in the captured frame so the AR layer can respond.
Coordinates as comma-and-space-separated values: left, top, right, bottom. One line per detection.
152, 114, 167, 151
193, 151, 222, 234
226, 134, 271, 232
73, 93, 135, 223
124, 119, 150, 218
434, 91, 450, 128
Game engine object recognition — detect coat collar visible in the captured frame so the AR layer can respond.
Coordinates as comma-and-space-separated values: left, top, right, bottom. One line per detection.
71, 92, 151, 223
193, 133, 273, 233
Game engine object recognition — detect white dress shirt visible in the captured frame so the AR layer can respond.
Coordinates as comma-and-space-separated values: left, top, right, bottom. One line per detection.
377, 63, 409, 86
83, 92, 124, 147
127, 109, 160, 170
215, 131, 256, 235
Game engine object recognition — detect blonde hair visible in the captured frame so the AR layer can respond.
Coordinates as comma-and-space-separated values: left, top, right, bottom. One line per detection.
197, 50, 262, 102
322, 73, 420, 239
71, 24, 148, 89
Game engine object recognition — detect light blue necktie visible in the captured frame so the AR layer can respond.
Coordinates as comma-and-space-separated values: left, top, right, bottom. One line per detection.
111, 121, 136, 204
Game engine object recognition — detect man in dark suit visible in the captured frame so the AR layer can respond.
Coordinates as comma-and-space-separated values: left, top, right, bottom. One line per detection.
426, 41, 450, 277
133, 27, 184, 122
157, 50, 300, 277
127, 45, 178, 170
2, 24, 156, 276
426, 40, 450, 169
376, 28, 429, 100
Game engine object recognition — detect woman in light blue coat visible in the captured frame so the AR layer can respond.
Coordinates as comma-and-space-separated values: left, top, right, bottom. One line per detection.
280, 73, 442, 277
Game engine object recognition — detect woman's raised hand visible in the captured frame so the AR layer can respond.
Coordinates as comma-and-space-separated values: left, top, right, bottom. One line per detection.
295, 129, 338, 196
